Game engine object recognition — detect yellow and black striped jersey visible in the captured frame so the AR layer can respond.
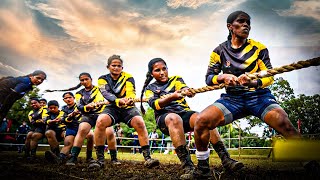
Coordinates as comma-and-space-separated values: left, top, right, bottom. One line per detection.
98, 72, 136, 108
43, 110, 66, 130
28, 107, 47, 128
61, 103, 81, 129
144, 76, 191, 117
75, 86, 105, 114
206, 39, 274, 92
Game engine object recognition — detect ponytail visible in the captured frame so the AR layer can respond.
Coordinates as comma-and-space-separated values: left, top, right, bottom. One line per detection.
227, 30, 232, 40
45, 72, 91, 93
140, 72, 153, 114
45, 83, 82, 93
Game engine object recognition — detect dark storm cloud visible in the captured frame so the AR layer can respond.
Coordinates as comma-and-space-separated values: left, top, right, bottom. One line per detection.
31, 10, 70, 38
236, 0, 320, 44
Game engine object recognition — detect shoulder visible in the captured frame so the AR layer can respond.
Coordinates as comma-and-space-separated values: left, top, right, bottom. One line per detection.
169, 75, 183, 81
76, 88, 85, 95
247, 39, 267, 50
61, 105, 68, 112
122, 72, 133, 78
213, 41, 227, 52
98, 74, 108, 80
28, 110, 34, 115
146, 82, 156, 91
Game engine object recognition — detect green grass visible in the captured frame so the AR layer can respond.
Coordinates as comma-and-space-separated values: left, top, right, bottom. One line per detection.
69, 148, 303, 170
32, 147, 309, 170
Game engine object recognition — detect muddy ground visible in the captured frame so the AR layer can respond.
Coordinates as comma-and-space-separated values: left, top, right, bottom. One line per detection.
0, 151, 319, 180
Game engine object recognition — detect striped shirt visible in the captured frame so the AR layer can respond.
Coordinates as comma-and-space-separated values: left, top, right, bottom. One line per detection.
145, 76, 191, 117
206, 39, 274, 92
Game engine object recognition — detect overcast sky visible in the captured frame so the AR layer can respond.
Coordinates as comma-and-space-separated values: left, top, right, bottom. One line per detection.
0, 0, 319, 134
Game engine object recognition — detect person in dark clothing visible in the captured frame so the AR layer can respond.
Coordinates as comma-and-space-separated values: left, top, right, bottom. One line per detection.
141, 58, 243, 179
16, 121, 31, 153
93, 55, 159, 169
24, 98, 47, 159
45, 73, 119, 166
0, 70, 46, 121
43, 100, 66, 163
39, 98, 48, 108
193, 11, 316, 178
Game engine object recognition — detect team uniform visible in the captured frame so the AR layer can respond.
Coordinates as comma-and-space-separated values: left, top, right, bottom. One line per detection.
75, 86, 106, 127
61, 104, 81, 137
44, 110, 66, 142
98, 72, 141, 127
0, 76, 34, 121
145, 76, 195, 135
28, 107, 47, 134
206, 39, 280, 124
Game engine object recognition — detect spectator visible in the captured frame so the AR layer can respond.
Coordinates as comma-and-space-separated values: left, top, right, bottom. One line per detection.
0, 118, 8, 133
16, 121, 30, 153
115, 124, 123, 146
132, 131, 140, 154
149, 128, 159, 151
0, 118, 8, 142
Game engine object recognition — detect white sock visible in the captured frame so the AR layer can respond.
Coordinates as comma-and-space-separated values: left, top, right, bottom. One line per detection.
196, 149, 210, 160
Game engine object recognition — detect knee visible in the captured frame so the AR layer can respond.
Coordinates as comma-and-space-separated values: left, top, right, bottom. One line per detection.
64, 140, 72, 147
166, 114, 183, 129
105, 128, 114, 137
45, 131, 54, 138
27, 132, 33, 139
86, 132, 94, 140
195, 114, 211, 128
96, 115, 111, 129
132, 118, 146, 130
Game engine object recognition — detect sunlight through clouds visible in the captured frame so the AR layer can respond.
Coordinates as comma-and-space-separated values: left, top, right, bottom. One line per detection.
277, 0, 320, 21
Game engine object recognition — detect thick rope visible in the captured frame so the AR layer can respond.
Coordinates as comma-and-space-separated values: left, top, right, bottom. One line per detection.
165, 56, 320, 98
70, 57, 320, 105
247, 56, 320, 79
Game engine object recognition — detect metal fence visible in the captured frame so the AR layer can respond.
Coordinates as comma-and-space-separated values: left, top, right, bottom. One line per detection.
1, 132, 319, 155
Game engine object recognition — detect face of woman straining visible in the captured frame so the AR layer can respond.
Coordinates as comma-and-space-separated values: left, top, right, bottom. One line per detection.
30, 74, 46, 86
227, 13, 251, 40
107, 59, 123, 78
151, 61, 169, 84
63, 93, 75, 106
79, 74, 93, 89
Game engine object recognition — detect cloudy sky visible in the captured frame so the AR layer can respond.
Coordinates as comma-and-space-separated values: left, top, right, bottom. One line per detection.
0, 0, 319, 133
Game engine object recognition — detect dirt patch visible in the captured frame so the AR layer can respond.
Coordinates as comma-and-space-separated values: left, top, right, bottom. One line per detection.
0, 152, 319, 179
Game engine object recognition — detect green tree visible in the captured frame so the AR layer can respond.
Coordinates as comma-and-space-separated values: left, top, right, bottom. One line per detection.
283, 94, 320, 134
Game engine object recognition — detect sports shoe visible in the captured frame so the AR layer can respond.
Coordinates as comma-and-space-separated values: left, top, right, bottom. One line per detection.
213, 141, 244, 172
222, 157, 244, 172
193, 159, 212, 179
144, 158, 160, 168
45, 150, 60, 164
66, 156, 77, 166
88, 159, 105, 169
180, 165, 195, 179
111, 159, 121, 165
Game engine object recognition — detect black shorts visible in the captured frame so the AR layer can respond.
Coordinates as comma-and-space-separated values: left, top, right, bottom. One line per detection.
46, 127, 65, 142
101, 106, 141, 128
33, 127, 46, 135
156, 111, 196, 136
81, 114, 99, 127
